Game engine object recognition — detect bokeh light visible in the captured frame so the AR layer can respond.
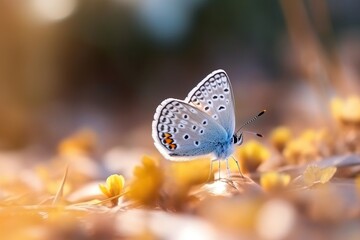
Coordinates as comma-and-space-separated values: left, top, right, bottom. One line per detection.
30, 0, 77, 22
0, 1, 360, 239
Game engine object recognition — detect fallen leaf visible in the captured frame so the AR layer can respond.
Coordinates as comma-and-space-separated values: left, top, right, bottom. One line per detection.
303, 165, 337, 187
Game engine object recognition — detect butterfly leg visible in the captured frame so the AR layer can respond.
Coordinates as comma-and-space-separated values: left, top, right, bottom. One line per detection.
225, 158, 231, 178
231, 155, 244, 178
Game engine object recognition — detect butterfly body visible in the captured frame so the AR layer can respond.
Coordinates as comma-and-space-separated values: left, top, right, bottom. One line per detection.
152, 69, 245, 163
213, 137, 234, 159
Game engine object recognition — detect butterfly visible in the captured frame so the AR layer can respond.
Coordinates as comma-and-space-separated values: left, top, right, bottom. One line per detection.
152, 69, 264, 177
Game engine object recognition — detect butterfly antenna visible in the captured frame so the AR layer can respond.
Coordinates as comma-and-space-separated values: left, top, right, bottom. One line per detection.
236, 110, 266, 136
242, 130, 263, 138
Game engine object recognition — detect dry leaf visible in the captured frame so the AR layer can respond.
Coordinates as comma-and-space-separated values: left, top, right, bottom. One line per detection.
303, 165, 337, 187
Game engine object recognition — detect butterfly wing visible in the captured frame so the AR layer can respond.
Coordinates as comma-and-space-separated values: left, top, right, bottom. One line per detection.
152, 98, 228, 160
185, 69, 235, 136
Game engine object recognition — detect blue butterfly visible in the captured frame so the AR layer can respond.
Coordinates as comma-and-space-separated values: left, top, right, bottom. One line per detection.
152, 69, 264, 177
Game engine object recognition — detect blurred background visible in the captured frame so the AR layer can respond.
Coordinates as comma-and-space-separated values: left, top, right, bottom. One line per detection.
0, 0, 359, 154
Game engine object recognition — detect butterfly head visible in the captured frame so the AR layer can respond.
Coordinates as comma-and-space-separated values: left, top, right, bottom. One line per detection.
232, 133, 244, 146
233, 110, 266, 146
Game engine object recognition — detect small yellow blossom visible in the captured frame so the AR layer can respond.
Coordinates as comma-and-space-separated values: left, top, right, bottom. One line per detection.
235, 140, 270, 173
303, 165, 337, 187
165, 158, 212, 208
283, 139, 315, 165
58, 129, 97, 156
270, 127, 292, 152
126, 156, 163, 206
260, 172, 291, 192
99, 174, 125, 206
300, 129, 317, 142
170, 158, 211, 186
331, 96, 360, 125
282, 129, 326, 164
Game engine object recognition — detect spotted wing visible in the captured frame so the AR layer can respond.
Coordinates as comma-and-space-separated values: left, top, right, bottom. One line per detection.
152, 98, 228, 161
185, 69, 235, 136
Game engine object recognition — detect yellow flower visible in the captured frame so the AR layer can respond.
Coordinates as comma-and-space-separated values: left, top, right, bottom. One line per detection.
260, 172, 291, 192
170, 158, 211, 186
126, 156, 163, 206
99, 174, 125, 206
299, 129, 317, 142
331, 95, 360, 125
270, 127, 292, 152
282, 129, 328, 164
58, 128, 97, 156
303, 165, 337, 187
234, 140, 270, 173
